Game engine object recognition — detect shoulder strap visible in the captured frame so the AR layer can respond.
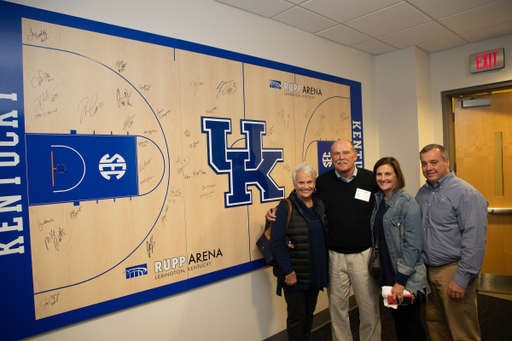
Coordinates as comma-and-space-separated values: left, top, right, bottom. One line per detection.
264, 199, 293, 241
285, 199, 292, 230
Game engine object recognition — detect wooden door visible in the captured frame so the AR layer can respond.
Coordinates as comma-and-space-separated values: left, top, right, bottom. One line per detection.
454, 91, 512, 277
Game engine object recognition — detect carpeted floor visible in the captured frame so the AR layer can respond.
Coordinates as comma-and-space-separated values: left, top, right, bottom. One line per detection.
309, 293, 512, 341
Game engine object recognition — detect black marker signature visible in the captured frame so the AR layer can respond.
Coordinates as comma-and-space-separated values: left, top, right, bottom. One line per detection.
161, 193, 178, 226
115, 60, 127, 73
216, 80, 238, 98
34, 108, 58, 120
34, 86, 58, 113
44, 228, 65, 251
139, 158, 152, 173
169, 187, 184, 197
123, 114, 136, 130
268, 139, 284, 147
200, 191, 215, 199
202, 184, 216, 191
39, 292, 60, 310
206, 107, 217, 115
176, 156, 190, 172
157, 108, 170, 119
315, 127, 325, 138
77, 94, 103, 123
193, 169, 207, 177
161, 202, 171, 226
140, 176, 155, 185
277, 109, 290, 130
268, 123, 275, 136
37, 218, 55, 231
27, 27, 49, 42
146, 235, 155, 258
31, 69, 54, 88
139, 84, 153, 91
186, 77, 204, 95
117, 88, 132, 107
69, 206, 82, 220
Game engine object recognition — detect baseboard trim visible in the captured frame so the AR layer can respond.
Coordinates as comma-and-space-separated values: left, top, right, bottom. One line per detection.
480, 273, 512, 294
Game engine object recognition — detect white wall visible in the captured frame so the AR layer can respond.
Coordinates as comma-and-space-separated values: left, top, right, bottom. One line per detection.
374, 35, 512, 193
9, 1, 377, 340
415, 48, 433, 186
11, 1, 510, 339
430, 33, 512, 144
375, 47, 429, 194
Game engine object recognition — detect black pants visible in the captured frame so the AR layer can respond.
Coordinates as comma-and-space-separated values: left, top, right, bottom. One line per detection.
388, 300, 427, 341
283, 287, 320, 341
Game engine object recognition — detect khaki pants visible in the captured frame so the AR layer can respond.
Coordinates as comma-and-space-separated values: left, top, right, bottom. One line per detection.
328, 248, 381, 341
426, 263, 480, 341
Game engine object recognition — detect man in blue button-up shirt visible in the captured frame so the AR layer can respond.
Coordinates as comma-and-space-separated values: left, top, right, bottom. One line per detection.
415, 144, 488, 341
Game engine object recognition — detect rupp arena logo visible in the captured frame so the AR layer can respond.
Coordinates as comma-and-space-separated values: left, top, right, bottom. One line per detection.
269, 79, 322, 96
201, 117, 284, 207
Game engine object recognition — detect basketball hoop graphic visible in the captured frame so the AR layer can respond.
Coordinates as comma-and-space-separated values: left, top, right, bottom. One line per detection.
51, 151, 68, 187
50, 145, 86, 193
26, 134, 146, 205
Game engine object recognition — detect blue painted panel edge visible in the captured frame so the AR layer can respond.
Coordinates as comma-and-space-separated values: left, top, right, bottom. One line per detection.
0, 1, 362, 339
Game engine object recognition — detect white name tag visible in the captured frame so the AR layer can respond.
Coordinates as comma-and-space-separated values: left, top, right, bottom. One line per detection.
355, 188, 371, 202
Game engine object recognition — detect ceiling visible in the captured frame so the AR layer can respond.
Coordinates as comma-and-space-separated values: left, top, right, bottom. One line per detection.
214, 0, 512, 55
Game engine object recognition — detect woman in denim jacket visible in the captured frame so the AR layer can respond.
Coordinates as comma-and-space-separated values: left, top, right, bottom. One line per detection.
370, 157, 430, 341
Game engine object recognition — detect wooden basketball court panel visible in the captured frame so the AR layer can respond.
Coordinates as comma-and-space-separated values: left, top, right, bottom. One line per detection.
23, 18, 182, 319
293, 74, 352, 165
19, 17, 354, 320
243, 64, 297, 259
176, 49, 250, 276
243, 65, 352, 258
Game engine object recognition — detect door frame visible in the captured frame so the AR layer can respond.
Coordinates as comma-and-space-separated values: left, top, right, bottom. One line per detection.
441, 80, 512, 167
441, 80, 512, 293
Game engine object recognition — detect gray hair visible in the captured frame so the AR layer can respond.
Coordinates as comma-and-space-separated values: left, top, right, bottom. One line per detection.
292, 162, 317, 183
330, 139, 355, 154
420, 144, 449, 161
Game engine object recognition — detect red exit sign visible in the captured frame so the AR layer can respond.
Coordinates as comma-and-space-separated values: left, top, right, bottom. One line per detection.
470, 48, 505, 73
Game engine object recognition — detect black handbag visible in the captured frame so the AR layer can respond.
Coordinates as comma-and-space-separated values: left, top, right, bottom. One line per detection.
256, 199, 292, 265
368, 230, 380, 278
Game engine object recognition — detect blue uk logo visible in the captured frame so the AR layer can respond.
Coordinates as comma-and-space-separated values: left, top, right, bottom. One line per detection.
201, 117, 285, 207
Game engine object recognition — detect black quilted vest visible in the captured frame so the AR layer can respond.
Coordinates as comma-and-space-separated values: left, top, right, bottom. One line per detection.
273, 193, 328, 282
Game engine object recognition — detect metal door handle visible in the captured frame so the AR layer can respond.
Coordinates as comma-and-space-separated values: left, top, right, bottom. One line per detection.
488, 208, 512, 214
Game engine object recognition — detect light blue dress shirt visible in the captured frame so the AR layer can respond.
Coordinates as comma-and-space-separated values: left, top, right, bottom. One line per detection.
334, 166, 357, 183
415, 172, 488, 288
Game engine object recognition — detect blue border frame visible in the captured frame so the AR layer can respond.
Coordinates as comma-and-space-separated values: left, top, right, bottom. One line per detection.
0, 2, 363, 340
